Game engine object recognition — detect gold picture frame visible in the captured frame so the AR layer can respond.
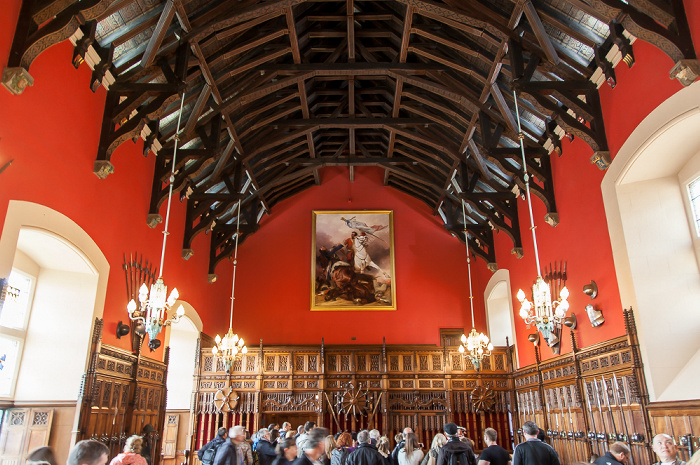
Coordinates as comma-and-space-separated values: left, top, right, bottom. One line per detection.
311, 210, 396, 311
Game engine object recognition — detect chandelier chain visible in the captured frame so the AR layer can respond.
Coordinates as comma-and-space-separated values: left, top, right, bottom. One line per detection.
159, 93, 186, 277
513, 89, 542, 277
229, 199, 241, 330
461, 199, 475, 328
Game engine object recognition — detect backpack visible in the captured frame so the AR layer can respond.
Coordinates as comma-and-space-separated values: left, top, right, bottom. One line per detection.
201, 441, 223, 465
448, 450, 470, 465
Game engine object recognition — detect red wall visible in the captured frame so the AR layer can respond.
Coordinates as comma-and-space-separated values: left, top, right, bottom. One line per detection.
0, 0, 697, 365
229, 166, 487, 346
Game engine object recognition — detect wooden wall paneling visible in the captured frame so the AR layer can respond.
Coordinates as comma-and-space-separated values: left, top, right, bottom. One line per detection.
0, 408, 30, 464
647, 402, 700, 462
162, 413, 179, 459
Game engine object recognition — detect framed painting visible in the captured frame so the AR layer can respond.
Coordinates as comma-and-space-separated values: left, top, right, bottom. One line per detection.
311, 210, 396, 311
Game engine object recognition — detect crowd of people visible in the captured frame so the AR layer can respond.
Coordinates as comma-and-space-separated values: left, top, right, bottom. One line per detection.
27, 420, 700, 465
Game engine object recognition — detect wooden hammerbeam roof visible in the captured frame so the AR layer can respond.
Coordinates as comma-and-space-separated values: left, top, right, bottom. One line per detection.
3, 0, 698, 276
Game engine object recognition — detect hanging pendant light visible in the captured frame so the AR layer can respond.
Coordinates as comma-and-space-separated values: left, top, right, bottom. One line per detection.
212, 199, 248, 372
458, 200, 493, 370
512, 90, 570, 344
126, 93, 186, 347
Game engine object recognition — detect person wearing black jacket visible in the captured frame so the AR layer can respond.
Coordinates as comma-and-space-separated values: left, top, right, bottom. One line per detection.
347, 431, 384, 465
511, 422, 559, 465
437, 423, 476, 465
257, 428, 279, 465
198, 428, 229, 462
594, 442, 630, 465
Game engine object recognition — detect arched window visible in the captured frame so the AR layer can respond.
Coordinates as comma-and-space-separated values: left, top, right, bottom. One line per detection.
0, 201, 109, 403
484, 269, 517, 366
602, 83, 700, 402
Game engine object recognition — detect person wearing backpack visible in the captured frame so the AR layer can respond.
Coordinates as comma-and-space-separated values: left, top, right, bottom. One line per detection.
198, 428, 229, 465
436, 424, 476, 465
511, 422, 560, 465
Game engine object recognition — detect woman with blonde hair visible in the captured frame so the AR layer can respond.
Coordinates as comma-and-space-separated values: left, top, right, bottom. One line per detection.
109, 436, 148, 465
377, 437, 392, 465
398, 433, 424, 465
420, 434, 446, 465
323, 435, 337, 465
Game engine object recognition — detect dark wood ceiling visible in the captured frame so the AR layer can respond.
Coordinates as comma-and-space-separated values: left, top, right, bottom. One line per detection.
3, 0, 697, 277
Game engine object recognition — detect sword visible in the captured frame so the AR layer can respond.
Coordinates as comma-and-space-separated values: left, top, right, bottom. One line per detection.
613, 373, 635, 465
593, 379, 609, 453
586, 381, 602, 457
601, 376, 620, 442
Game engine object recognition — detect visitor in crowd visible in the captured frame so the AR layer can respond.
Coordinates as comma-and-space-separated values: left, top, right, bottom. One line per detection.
346, 430, 384, 465
272, 437, 298, 465
377, 437, 392, 465
68, 440, 109, 465
333, 432, 355, 465
593, 442, 630, 465
109, 435, 148, 465
512, 421, 559, 465
27, 446, 58, 465
477, 428, 510, 465
297, 428, 330, 465
420, 434, 446, 465
397, 433, 424, 465
437, 423, 476, 465
652, 434, 686, 465
323, 435, 338, 465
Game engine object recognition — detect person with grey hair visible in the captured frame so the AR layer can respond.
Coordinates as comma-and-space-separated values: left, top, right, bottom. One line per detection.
512, 421, 559, 465
257, 428, 278, 465
369, 430, 381, 446
347, 430, 384, 465
231, 426, 254, 465
652, 434, 686, 465
296, 428, 330, 465
67, 440, 109, 465
213, 428, 241, 465
109, 435, 148, 465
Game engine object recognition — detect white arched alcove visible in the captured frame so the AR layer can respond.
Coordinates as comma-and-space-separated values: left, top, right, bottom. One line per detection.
602, 81, 700, 402
484, 269, 518, 367
164, 301, 202, 410
0, 201, 109, 401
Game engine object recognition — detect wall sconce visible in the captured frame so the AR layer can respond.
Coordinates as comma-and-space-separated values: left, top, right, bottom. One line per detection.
116, 321, 130, 339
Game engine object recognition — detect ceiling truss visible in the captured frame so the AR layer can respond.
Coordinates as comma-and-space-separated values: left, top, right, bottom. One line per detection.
3, 0, 698, 275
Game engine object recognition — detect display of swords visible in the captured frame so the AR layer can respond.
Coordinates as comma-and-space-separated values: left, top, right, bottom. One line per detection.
516, 376, 652, 464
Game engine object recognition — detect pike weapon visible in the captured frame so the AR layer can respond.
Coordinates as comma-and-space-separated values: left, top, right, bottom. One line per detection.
586, 381, 602, 457
564, 386, 580, 461
613, 373, 635, 465
601, 376, 619, 441
593, 379, 609, 452
561, 386, 576, 463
